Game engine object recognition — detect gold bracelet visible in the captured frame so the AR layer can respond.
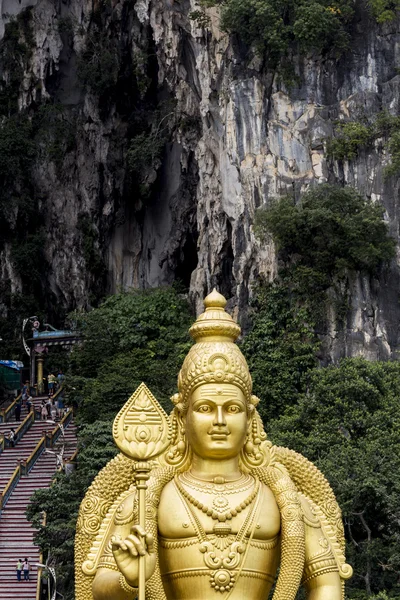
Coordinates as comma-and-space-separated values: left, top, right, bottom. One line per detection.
119, 573, 137, 595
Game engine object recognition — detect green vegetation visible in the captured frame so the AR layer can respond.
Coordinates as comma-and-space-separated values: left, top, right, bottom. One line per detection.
255, 184, 395, 287
0, 114, 36, 182
240, 283, 319, 417
385, 131, 400, 177
69, 286, 192, 421
247, 183, 395, 412
34, 104, 77, 168
194, 0, 398, 58
199, 0, 354, 60
327, 121, 372, 160
253, 184, 395, 332
126, 102, 175, 199
367, 0, 400, 23
327, 112, 400, 177
77, 30, 119, 96
268, 359, 400, 597
76, 214, 106, 296
0, 8, 34, 116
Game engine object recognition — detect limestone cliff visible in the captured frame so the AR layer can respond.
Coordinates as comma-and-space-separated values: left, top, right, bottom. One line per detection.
0, 0, 399, 360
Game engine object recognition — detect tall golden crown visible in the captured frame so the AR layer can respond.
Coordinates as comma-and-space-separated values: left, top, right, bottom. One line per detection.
174, 289, 255, 410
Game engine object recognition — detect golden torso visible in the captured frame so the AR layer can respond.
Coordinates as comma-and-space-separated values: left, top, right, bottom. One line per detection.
157, 473, 281, 600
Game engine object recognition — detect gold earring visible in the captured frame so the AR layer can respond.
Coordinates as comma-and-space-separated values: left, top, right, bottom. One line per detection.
240, 411, 270, 469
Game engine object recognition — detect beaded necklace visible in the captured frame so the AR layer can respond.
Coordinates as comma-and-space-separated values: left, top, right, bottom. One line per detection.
181, 471, 254, 495
175, 474, 258, 526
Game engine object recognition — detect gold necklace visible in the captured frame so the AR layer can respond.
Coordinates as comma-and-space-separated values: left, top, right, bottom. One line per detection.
175, 475, 258, 530
181, 471, 254, 495
174, 477, 261, 593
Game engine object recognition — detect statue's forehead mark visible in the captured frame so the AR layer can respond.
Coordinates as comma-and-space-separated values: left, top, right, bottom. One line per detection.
199, 386, 240, 397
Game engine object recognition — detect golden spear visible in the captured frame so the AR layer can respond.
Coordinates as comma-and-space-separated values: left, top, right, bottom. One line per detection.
113, 383, 171, 600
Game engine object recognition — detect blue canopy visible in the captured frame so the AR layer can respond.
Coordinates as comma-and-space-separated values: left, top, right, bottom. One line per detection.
0, 360, 24, 371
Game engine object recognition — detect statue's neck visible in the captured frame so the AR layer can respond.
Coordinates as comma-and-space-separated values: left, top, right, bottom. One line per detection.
189, 453, 242, 480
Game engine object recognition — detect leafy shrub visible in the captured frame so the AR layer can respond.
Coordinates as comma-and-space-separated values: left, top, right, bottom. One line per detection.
0, 114, 36, 181
327, 111, 400, 175
385, 130, 400, 177
69, 287, 193, 420
327, 122, 372, 160
77, 30, 119, 96
367, 0, 400, 23
34, 104, 77, 167
11, 232, 46, 282
205, 0, 355, 59
254, 184, 395, 333
269, 359, 400, 597
76, 214, 105, 284
255, 185, 395, 279
240, 282, 319, 417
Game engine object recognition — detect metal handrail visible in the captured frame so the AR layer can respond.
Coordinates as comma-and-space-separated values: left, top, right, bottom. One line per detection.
35, 513, 47, 600
51, 385, 64, 401
13, 410, 35, 444
65, 448, 78, 464
49, 408, 72, 446
0, 464, 21, 509
0, 393, 22, 423
25, 437, 46, 474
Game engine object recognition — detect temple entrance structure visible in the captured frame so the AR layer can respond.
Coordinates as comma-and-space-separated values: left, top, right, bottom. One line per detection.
22, 317, 81, 393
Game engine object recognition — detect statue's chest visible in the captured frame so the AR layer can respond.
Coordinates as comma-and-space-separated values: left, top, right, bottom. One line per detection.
157, 481, 281, 599
158, 478, 280, 541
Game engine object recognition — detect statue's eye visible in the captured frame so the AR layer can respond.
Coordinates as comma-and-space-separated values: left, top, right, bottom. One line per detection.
197, 405, 212, 413
227, 405, 241, 414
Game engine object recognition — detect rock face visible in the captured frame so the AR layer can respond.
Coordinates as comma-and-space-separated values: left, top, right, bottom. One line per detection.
0, 0, 399, 360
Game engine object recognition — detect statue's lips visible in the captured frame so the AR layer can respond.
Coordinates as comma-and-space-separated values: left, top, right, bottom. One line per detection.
209, 430, 230, 440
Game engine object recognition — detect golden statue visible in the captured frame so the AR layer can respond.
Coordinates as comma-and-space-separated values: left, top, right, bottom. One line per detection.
75, 289, 352, 600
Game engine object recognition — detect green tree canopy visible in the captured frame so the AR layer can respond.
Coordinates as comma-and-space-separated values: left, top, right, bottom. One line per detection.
69, 287, 193, 421
255, 185, 395, 281
268, 358, 400, 597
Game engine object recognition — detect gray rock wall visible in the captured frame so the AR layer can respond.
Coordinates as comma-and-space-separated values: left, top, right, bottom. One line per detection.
0, 0, 399, 360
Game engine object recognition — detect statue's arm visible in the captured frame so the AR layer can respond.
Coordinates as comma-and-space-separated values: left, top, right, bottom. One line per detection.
92, 567, 137, 600
299, 496, 342, 600
304, 571, 342, 600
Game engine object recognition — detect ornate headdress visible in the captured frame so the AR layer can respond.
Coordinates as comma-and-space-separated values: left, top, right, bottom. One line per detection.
172, 289, 259, 412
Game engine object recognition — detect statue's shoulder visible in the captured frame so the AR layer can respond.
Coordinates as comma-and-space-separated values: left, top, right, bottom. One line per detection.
158, 477, 177, 503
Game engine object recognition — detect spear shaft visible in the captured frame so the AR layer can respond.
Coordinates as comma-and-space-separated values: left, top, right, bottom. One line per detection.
135, 463, 151, 600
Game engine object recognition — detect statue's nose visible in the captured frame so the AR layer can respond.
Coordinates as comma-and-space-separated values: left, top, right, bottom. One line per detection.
214, 405, 226, 426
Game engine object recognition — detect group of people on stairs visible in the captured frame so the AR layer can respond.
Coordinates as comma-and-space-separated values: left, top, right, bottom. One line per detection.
15, 558, 30, 581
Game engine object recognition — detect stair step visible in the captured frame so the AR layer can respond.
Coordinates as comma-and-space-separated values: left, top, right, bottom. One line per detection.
0, 414, 77, 600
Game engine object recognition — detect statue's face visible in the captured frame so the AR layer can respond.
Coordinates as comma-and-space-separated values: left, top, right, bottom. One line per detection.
185, 383, 248, 460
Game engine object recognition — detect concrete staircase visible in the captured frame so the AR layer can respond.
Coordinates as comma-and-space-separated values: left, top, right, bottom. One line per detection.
0, 397, 77, 599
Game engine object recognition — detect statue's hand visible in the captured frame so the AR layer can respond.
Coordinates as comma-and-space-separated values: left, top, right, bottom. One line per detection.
112, 525, 156, 587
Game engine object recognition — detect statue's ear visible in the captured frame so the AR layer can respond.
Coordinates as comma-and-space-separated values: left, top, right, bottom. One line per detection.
170, 392, 186, 414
